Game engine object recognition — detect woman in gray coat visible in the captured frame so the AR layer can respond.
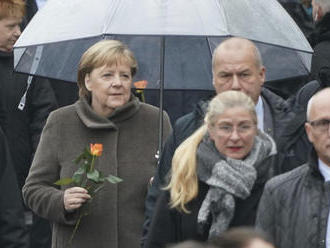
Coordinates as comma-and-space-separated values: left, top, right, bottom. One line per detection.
23, 40, 171, 248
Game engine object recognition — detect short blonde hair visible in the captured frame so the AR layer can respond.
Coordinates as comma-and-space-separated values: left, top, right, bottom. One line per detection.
0, 0, 25, 20
168, 91, 256, 213
77, 40, 138, 98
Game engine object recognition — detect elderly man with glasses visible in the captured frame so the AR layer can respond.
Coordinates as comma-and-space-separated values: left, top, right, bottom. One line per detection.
256, 87, 330, 248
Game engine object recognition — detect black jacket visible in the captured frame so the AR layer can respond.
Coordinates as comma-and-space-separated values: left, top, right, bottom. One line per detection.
308, 12, 330, 81
142, 88, 310, 246
0, 51, 57, 189
145, 152, 275, 248
256, 148, 328, 248
0, 126, 28, 248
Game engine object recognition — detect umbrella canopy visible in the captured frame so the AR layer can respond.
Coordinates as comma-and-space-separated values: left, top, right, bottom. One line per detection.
14, 0, 313, 91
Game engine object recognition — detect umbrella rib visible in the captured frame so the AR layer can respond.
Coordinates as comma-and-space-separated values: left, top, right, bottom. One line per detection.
102, 0, 121, 35
214, 0, 229, 34
206, 36, 213, 64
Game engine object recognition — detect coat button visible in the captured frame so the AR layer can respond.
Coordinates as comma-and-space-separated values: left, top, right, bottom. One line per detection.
319, 240, 325, 245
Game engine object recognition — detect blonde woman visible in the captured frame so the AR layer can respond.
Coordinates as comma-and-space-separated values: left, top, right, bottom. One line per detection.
145, 91, 276, 248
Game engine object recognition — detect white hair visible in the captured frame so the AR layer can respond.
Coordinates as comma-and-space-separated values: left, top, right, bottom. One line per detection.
314, 0, 330, 13
306, 87, 330, 121
306, 96, 314, 121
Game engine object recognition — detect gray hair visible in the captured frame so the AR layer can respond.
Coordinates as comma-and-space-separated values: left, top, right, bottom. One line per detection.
212, 37, 263, 72
306, 87, 330, 121
306, 96, 314, 121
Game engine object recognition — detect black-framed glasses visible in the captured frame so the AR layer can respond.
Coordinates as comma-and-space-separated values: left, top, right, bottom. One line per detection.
308, 119, 330, 132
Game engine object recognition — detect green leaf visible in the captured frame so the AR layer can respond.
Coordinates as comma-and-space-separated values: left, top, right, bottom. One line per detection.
72, 167, 86, 185
73, 147, 93, 165
87, 169, 100, 183
54, 178, 74, 186
104, 175, 123, 184
92, 185, 105, 195
97, 171, 105, 183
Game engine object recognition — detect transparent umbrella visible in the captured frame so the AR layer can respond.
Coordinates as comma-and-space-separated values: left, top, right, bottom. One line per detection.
14, 0, 313, 88
13, 0, 313, 152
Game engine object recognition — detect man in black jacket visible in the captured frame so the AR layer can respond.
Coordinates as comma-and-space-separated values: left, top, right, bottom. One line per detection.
256, 87, 330, 248
0, 1, 57, 247
141, 37, 311, 246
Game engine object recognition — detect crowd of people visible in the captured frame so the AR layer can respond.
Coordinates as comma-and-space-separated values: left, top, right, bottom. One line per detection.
1, 0, 330, 248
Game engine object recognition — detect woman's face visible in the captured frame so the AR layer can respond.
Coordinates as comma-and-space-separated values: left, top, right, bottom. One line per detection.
85, 63, 132, 117
209, 107, 257, 160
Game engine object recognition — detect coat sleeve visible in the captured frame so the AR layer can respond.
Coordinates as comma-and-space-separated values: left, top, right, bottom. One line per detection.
141, 126, 177, 247
26, 77, 58, 153
144, 191, 178, 248
0, 127, 29, 248
255, 181, 276, 243
22, 111, 76, 226
0, 84, 7, 130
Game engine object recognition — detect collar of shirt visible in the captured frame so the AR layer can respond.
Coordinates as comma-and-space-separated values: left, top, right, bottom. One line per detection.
255, 96, 264, 131
318, 158, 330, 182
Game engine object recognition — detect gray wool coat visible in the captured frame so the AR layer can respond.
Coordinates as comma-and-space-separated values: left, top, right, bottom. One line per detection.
23, 96, 171, 248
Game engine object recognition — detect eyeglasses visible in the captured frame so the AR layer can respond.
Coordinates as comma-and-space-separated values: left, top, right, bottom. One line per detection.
216, 123, 256, 137
308, 119, 330, 133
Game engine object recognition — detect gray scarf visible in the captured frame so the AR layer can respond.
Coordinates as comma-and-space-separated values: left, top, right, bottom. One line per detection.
197, 131, 276, 239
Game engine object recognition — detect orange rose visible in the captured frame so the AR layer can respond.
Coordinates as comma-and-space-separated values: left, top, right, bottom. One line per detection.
134, 80, 148, 89
90, 143, 103, 156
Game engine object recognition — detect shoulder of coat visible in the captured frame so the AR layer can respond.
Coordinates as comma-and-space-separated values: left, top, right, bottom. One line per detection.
264, 164, 309, 192
48, 104, 76, 121
139, 102, 170, 119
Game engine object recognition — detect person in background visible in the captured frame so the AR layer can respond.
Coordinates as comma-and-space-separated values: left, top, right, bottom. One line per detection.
256, 87, 330, 248
0, 125, 28, 248
278, 0, 314, 37
0, 1, 57, 248
210, 227, 275, 248
23, 40, 171, 248
145, 91, 276, 247
308, 0, 330, 81
142, 37, 311, 247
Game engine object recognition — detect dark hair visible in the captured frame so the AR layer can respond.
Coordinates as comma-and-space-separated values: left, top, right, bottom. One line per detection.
210, 227, 274, 248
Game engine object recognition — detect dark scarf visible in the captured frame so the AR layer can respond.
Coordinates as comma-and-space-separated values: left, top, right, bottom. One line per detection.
196, 131, 276, 239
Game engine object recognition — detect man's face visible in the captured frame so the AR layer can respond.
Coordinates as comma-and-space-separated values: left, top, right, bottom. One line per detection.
212, 45, 265, 104
305, 90, 330, 166
0, 16, 22, 52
